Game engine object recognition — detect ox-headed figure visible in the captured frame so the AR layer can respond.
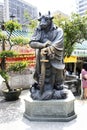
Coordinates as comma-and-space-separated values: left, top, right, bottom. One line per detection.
29, 11, 67, 100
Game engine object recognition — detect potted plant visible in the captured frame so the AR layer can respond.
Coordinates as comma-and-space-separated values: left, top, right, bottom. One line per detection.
0, 20, 29, 101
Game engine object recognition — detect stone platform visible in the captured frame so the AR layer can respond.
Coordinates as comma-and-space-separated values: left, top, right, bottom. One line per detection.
24, 90, 77, 122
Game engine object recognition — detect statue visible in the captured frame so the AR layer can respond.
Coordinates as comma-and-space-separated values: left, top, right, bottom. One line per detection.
29, 11, 67, 100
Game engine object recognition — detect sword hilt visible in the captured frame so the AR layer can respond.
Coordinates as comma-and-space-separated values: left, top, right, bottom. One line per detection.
40, 59, 49, 62
40, 55, 49, 62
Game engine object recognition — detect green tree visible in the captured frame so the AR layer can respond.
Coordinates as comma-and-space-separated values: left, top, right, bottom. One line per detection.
54, 13, 87, 57
0, 20, 28, 91
24, 10, 37, 31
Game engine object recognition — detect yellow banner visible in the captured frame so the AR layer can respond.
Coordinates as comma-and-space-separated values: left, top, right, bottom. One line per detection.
64, 56, 77, 63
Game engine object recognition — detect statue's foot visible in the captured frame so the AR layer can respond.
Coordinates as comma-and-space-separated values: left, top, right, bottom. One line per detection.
54, 83, 68, 90
41, 90, 53, 100
61, 91, 67, 99
53, 89, 67, 99
31, 89, 41, 100
31, 90, 53, 100
54, 84, 63, 90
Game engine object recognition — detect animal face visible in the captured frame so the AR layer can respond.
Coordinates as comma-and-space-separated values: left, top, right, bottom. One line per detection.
38, 11, 53, 29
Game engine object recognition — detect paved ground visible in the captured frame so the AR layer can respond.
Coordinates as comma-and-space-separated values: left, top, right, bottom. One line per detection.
0, 90, 87, 130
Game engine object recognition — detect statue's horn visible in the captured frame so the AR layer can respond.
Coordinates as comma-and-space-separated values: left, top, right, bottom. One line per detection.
39, 12, 41, 16
48, 11, 51, 15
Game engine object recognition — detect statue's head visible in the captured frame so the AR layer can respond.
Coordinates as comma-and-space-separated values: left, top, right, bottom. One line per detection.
38, 11, 54, 29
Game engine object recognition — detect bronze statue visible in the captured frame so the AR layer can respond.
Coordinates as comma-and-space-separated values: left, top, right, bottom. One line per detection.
29, 11, 67, 100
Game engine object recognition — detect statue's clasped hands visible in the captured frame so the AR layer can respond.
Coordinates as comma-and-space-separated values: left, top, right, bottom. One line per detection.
44, 40, 51, 47
41, 41, 55, 58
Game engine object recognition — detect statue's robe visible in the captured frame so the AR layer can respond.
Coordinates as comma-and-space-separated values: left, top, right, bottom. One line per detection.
29, 24, 65, 91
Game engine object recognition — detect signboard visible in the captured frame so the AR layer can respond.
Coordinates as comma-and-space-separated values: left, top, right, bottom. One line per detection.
64, 56, 77, 63
72, 50, 87, 57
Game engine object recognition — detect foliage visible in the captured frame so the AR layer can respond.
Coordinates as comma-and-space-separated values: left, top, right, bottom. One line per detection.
53, 13, 87, 57
0, 20, 29, 91
0, 70, 9, 81
9, 61, 28, 72
28, 19, 38, 31
11, 36, 29, 45
24, 10, 31, 21
0, 50, 17, 58
53, 13, 68, 27
24, 11, 37, 31
5, 20, 21, 32
0, 30, 7, 40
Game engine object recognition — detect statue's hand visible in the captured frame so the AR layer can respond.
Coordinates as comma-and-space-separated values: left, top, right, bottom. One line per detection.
47, 46, 55, 59
46, 46, 54, 55
41, 48, 48, 56
41, 46, 54, 57
44, 40, 51, 47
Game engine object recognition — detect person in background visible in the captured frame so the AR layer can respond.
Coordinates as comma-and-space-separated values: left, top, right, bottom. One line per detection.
64, 68, 69, 76
81, 63, 87, 99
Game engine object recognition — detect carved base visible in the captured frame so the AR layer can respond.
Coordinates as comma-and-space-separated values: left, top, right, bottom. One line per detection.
24, 90, 77, 122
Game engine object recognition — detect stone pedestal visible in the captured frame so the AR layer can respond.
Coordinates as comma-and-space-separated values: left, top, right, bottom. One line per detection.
24, 90, 77, 122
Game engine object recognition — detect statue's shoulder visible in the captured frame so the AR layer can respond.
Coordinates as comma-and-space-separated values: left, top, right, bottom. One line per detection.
34, 25, 41, 32
52, 24, 63, 33
55, 27, 64, 36
56, 27, 63, 33
32, 26, 42, 36
52, 25, 63, 38
30, 26, 41, 41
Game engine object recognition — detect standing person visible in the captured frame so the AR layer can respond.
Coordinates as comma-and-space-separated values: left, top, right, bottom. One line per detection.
81, 63, 87, 99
